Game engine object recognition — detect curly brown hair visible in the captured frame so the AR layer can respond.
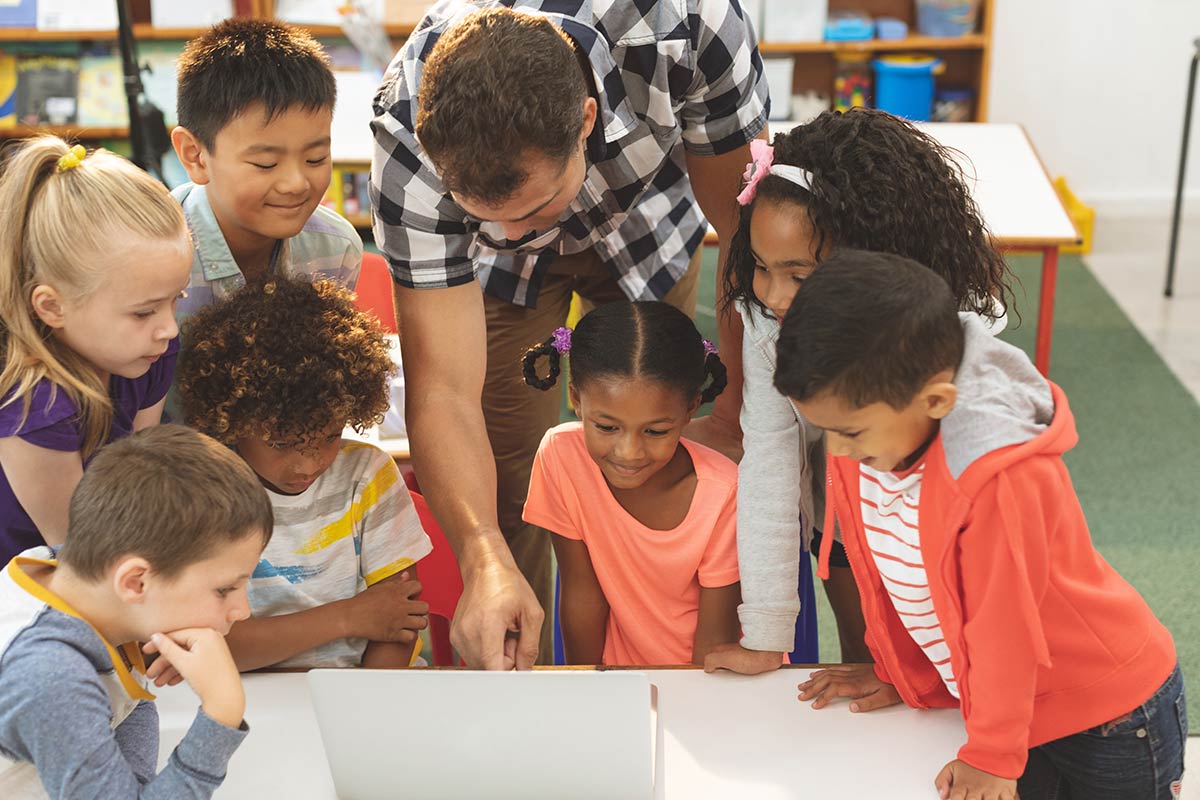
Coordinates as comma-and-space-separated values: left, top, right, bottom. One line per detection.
723, 108, 1011, 322
178, 278, 395, 446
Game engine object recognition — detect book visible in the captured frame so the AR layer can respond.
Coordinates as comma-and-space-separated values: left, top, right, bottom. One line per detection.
16, 55, 80, 127
0, 54, 17, 129
0, 0, 37, 29
36, 0, 117, 31
150, 0, 233, 28
78, 52, 128, 128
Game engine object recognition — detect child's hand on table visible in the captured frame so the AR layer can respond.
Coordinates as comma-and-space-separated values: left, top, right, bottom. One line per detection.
346, 571, 430, 643
934, 759, 1017, 800
703, 643, 784, 675
143, 628, 245, 729
797, 664, 902, 712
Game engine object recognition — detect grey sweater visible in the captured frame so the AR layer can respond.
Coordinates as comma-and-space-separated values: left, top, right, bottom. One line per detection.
0, 557, 248, 799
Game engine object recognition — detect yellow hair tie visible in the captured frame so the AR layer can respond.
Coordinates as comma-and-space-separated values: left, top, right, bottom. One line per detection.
56, 145, 86, 172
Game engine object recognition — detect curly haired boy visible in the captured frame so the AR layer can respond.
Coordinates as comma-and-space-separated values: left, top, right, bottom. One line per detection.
178, 278, 431, 670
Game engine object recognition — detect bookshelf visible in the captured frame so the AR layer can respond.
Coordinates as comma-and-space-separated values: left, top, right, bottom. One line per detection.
0, 125, 127, 140
761, 0, 995, 121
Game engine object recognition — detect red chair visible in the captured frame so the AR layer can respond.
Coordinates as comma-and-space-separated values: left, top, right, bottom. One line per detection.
408, 488, 463, 666
355, 252, 398, 334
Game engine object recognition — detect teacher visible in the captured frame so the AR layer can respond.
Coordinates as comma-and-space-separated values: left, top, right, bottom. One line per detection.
370, 0, 767, 668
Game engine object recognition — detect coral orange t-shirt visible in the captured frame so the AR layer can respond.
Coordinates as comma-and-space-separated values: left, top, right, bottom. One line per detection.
523, 422, 740, 666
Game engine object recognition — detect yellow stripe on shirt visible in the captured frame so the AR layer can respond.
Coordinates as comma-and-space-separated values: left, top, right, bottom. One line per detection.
364, 557, 416, 587
295, 460, 400, 555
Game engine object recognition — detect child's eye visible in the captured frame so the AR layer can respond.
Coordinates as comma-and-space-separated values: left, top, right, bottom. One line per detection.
216, 587, 234, 598
307, 157, 328, 166
645, 429, 669, 437
593, 423, 617, 433
250, 163, 275, 170
753, 263, 767, 273
791, 275, 806, 286
133, 310, 155, 319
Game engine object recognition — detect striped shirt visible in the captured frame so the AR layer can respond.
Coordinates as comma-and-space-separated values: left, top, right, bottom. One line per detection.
248, 441, 432, 668
370, 0, 769, 308
859, 462, 959, 699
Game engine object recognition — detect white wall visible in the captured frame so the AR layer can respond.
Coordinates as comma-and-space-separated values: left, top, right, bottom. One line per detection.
987, 0, 1200, 216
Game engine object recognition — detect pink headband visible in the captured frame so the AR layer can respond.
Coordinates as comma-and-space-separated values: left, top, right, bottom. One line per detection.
736, 139, 814, 206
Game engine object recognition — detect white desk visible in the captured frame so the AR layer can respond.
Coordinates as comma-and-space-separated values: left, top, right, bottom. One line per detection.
709, 122, 1079, 374
156, 668, 966, 799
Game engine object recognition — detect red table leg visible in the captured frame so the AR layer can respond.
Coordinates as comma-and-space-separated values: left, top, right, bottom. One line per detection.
1034, 246, 1059, 376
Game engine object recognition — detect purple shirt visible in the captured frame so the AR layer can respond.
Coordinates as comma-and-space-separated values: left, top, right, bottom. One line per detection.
0, 338, 178, 561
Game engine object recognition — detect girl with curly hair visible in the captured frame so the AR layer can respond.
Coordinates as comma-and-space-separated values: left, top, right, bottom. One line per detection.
706, 108, 1011, 676
177, 277, 431, 671
520, 301, 742, 666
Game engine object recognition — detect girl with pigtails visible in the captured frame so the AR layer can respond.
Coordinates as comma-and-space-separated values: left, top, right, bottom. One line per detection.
520, 301, 743, 667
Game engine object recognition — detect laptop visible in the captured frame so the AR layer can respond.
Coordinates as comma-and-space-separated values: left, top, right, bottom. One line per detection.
307, 669, 655, 800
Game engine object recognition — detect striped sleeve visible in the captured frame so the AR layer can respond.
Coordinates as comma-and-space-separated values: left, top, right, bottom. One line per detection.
353, 446, 432, 587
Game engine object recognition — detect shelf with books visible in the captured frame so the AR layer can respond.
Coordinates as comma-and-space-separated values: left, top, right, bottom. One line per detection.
0, 125, 128, 139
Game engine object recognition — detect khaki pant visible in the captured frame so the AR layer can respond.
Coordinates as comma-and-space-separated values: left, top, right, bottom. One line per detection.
482, 248, 702, 663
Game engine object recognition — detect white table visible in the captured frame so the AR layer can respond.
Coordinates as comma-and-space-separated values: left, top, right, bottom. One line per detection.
709, 122, 1079, 374
156, 668, 966, 799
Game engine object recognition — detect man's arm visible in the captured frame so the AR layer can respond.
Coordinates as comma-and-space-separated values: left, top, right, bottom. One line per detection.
393, 280, 544, 670
683, 131, 768, 462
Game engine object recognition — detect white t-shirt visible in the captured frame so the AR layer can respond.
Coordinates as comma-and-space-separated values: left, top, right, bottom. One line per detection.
247, 441, 431, 668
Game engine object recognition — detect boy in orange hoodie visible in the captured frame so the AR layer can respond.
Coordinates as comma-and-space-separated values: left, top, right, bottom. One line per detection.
773, 250, 1185, 800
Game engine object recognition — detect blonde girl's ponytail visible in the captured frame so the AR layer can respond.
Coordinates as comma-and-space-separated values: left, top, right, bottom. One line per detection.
0, 136, 188, 458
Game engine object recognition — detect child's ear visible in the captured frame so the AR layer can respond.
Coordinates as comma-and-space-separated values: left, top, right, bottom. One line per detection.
30, 285, 66, 329
171, 126, 211, 185
921, 370, 958, 420
579, 97, 598, 145
111, 557, 154, 604
686, 393, 703, 420
567, 383, 581, 417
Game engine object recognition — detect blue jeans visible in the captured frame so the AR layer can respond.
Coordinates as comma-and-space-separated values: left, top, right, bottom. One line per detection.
1018, 664, 1187, 799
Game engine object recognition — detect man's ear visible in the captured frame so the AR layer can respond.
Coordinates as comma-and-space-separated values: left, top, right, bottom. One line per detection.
30, 284, 66, 329
171, 126, 212, 185
922, 370, 958, 421
579, 97, 598, 146
111, 556, 154, 605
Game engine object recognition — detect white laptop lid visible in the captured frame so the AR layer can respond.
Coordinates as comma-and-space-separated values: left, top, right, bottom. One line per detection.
307, 669, 653, 800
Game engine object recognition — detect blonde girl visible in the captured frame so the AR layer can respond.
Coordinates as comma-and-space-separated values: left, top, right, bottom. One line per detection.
0, 137, 192, 561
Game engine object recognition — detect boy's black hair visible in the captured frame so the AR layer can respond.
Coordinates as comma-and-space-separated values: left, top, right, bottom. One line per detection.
178, 278, 395, 446
177, 18, 336, 150
773, 250, 965, 410
522, 301, 727, 405
723, 108, 1010, 322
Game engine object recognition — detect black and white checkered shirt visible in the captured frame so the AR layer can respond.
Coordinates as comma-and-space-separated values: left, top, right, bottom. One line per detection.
370, 0, 768, 308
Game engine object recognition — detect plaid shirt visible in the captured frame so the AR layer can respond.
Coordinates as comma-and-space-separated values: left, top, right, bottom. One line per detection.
370, 0, 768, 308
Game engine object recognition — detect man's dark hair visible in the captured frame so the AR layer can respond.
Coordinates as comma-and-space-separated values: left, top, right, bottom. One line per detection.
522, 301, 727, 405
60, 425, 273, 581
774, 250, 965, 410
415, 7, 588, 202
177, 18, 337, 150
723, 108, 1010, 322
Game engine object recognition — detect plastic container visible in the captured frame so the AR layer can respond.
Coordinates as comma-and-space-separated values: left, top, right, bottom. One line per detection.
824, 10, 874, 42
932, 86, 974, 122
915, 0, 980, 37
834, 53, 872, 112
875, 17, 908, 40
872, 54, 943, 121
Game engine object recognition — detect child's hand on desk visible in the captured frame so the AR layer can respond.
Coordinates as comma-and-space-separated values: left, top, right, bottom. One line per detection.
346, 571, 430, 643
797, 664, 902, 712
703, 643, 784, 675
143, 629, 245, 729
934, 759, 1017, 800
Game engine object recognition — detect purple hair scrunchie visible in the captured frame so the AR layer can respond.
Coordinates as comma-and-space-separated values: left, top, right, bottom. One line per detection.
702, 339, 719, 357
552, 326, 572, 354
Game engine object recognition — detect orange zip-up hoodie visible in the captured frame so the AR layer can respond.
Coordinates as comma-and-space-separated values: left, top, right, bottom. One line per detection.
816, 314, 1177, 780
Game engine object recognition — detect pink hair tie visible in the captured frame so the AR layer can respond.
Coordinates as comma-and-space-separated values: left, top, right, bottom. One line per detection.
702, 339, 719, 357
551, 327, 572, 354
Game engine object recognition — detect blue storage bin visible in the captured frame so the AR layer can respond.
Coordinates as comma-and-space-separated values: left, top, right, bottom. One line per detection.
915, 0, 980, 38
872, 55, 943, 122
